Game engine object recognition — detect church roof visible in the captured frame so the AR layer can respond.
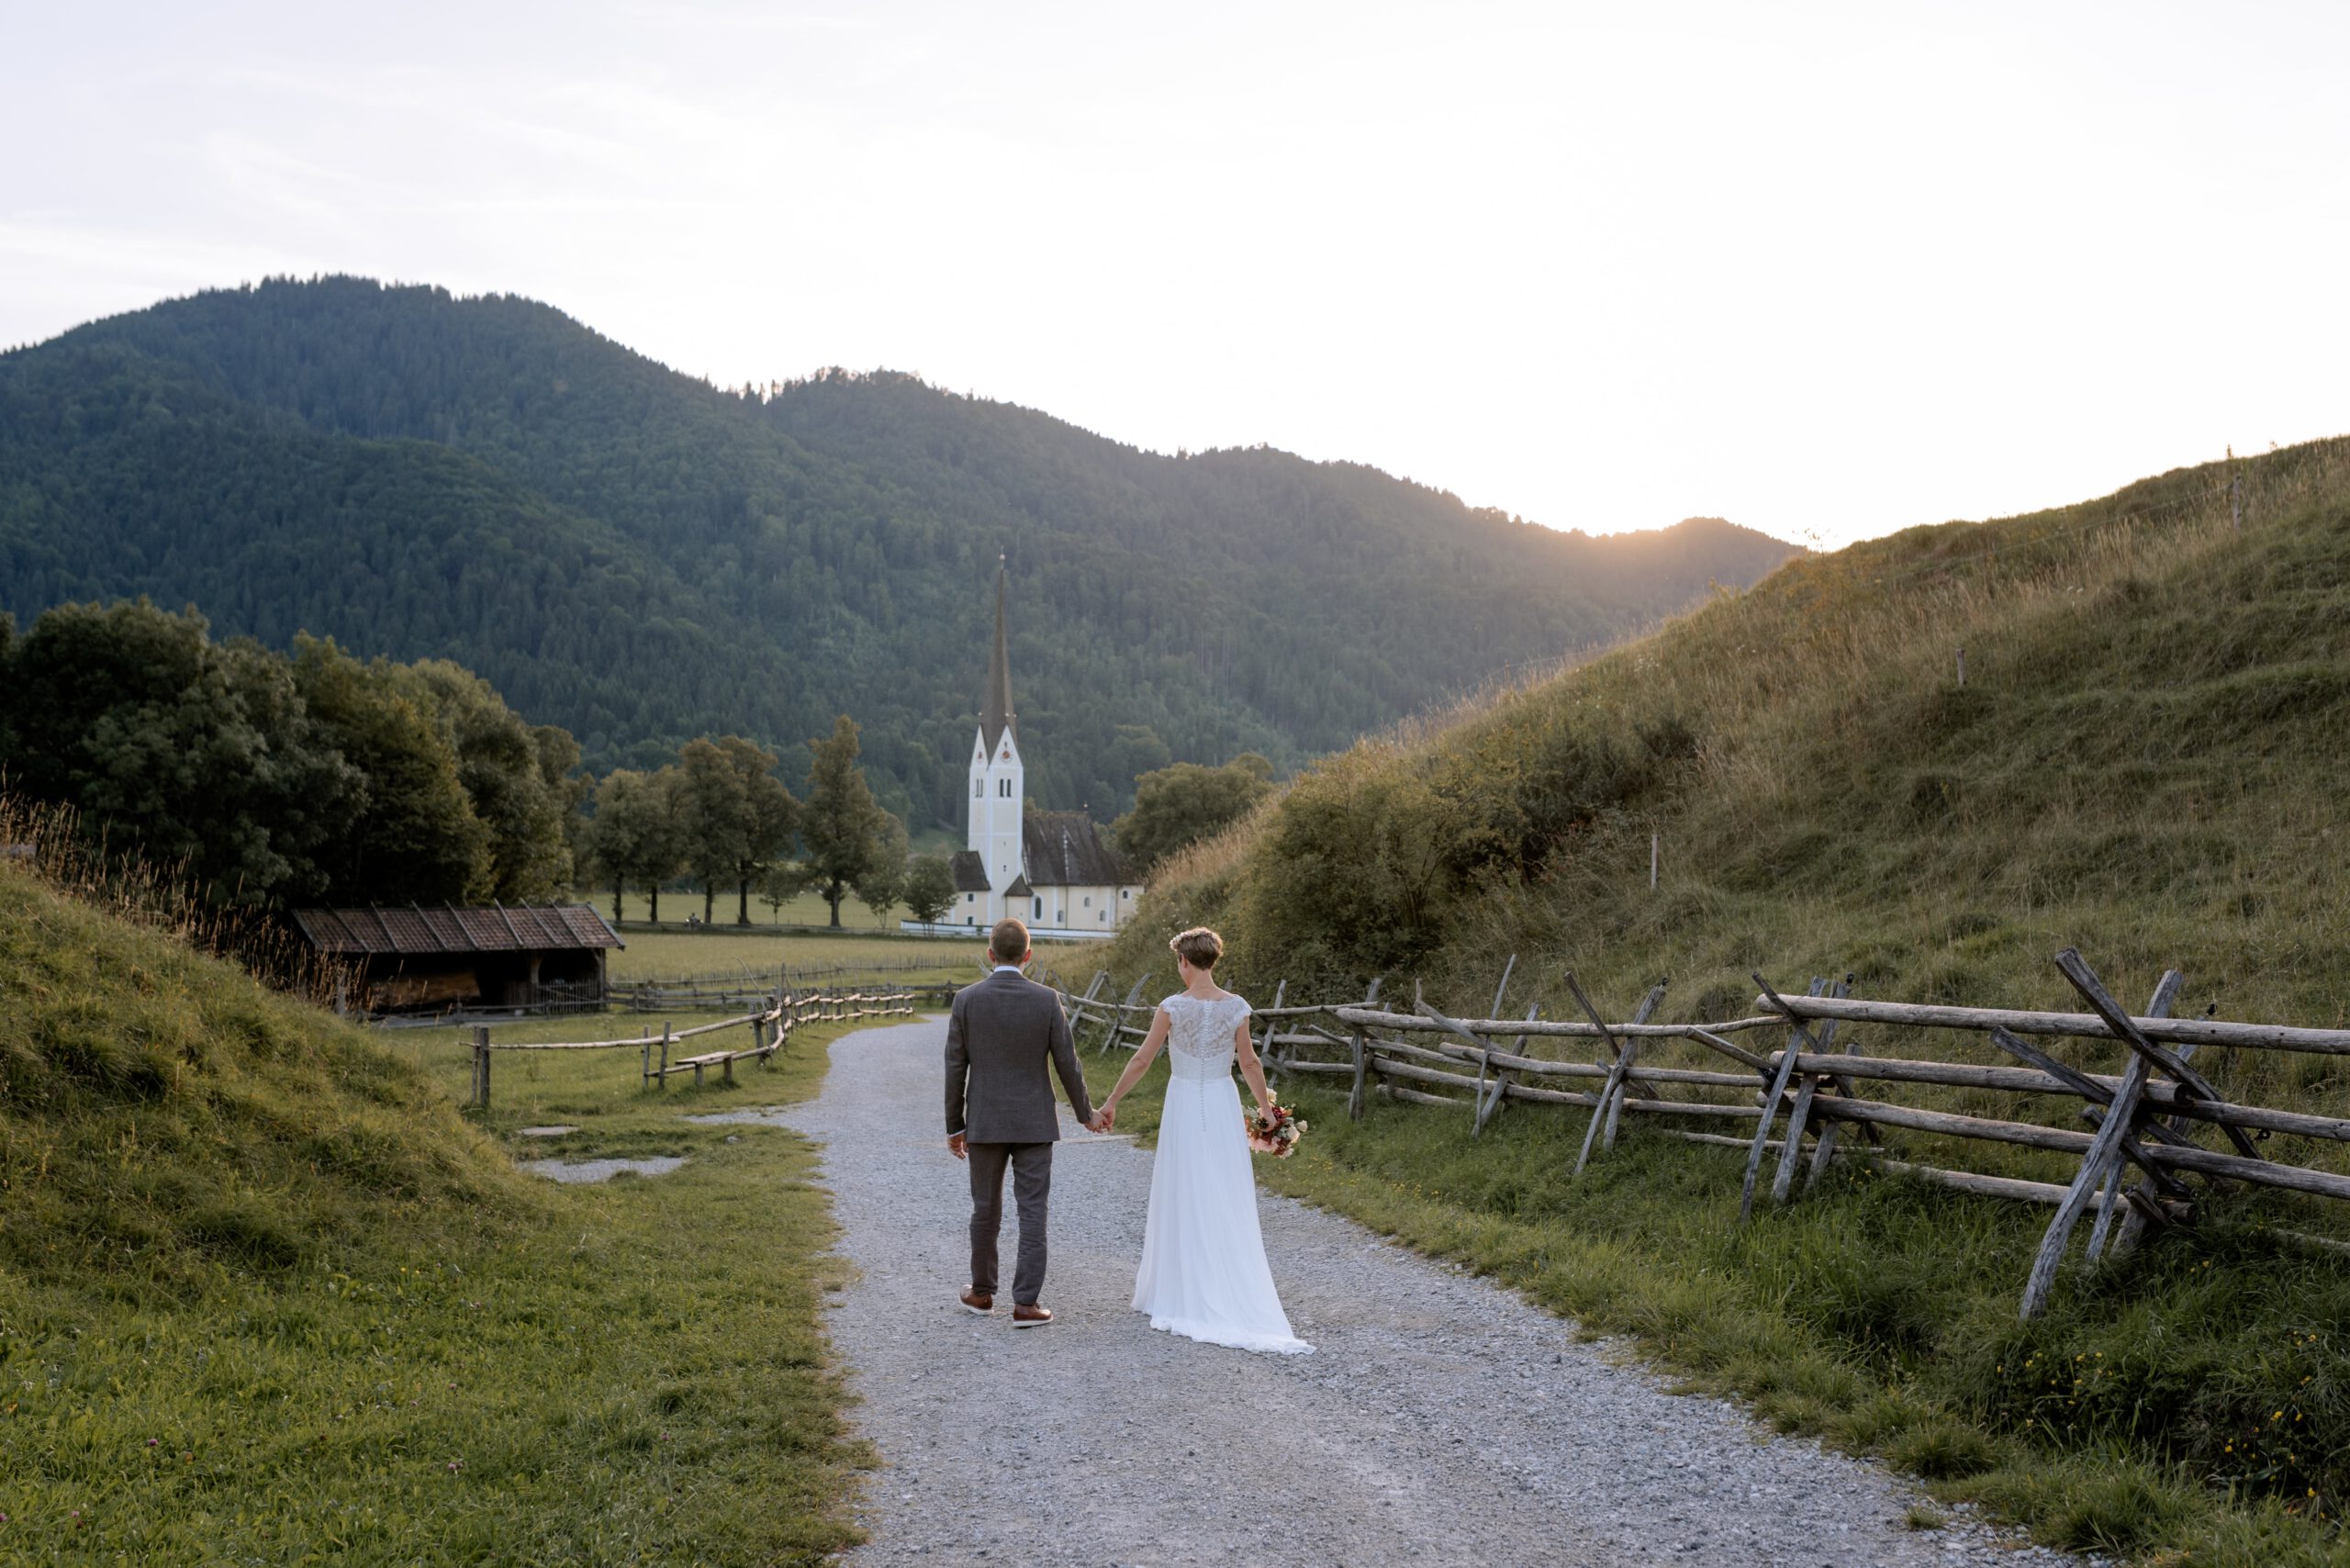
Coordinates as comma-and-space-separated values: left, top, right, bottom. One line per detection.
980, 559, 1017, 755
948, 850, 992, 892
1023, 811, 1129, 888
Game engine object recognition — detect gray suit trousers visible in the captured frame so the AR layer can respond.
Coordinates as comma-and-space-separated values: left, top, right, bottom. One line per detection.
967, 1140, 1052, 1305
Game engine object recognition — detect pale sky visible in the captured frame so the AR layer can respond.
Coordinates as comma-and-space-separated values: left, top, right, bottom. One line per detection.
5, 0, 2346, 547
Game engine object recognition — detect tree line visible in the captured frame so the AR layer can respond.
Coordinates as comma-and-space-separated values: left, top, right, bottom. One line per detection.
0, 599, 935, 927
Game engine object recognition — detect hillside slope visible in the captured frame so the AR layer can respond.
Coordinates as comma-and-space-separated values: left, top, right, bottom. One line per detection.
0, 849, 862, 1561
1116, 435, 2350, 1027
0, 277, 1793, 823
1093, 436, 2350, 1561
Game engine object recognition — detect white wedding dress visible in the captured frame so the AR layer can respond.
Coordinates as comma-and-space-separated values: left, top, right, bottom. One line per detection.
1130, 992, 1313, 1355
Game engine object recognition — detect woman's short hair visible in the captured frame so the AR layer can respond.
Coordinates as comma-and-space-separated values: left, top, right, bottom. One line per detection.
1169, 926, 1223, 969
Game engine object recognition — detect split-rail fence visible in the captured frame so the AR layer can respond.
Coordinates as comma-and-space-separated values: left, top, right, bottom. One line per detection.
1043, 951, 2350, 1320
464, 981, 927, 1110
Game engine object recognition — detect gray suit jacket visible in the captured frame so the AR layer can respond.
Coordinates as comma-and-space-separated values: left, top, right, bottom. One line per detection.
946, 969, 1092, 1145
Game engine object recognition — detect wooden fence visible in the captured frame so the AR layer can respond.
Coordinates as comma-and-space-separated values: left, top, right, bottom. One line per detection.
466, 982, 922, 1109
1050, 948, 2350, 1319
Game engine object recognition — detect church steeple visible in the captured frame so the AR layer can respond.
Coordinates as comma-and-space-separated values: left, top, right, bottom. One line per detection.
981, 554, 1016, 753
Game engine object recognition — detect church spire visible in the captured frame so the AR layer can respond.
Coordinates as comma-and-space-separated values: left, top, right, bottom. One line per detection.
981, 554, 1016, 753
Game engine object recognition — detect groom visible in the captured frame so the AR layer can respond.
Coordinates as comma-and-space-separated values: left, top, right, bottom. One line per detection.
944, 917, 1094, 1327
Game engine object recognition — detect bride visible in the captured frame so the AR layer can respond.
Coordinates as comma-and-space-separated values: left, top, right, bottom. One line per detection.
1091, 926, 1312, 1355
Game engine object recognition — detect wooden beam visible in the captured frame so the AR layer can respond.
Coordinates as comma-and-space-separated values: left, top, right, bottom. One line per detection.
1754, 991, 2350, 1058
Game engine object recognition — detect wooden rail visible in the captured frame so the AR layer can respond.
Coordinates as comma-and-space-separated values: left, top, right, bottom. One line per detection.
465, 984, 918, 1108
1046, 946, 2350, 1320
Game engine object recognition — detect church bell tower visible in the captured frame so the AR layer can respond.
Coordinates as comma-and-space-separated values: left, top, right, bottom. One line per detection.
967, 558, 1024, 914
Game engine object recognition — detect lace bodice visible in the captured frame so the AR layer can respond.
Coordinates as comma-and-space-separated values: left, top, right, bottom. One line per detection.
1162, 992, 1249, 1081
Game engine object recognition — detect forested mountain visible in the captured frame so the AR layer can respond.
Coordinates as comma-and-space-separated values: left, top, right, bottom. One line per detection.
0, 277, 1794, 827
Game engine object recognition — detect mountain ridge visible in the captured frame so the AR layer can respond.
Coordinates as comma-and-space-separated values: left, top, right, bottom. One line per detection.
0, 275, 1796, 826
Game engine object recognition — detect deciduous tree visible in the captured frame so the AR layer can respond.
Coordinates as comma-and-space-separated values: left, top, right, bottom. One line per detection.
901, 855, 957, 926
800, 715, 900, 928
1109, 756, 1276, 875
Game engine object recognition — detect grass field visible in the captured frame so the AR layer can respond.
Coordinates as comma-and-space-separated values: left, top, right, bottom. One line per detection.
0, 864, 878, 1565
1095, 438, 2350, 1564
586, 886, 899, 932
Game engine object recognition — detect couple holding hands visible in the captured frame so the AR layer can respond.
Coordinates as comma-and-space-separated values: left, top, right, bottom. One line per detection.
944, 920, 1311, 1354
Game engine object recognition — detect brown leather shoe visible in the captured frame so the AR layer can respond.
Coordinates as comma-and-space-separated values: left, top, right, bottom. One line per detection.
1011, 1304, 1053, 1327
959, 1289, 993, 1315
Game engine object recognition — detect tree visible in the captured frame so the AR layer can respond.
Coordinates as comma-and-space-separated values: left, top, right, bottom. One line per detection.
586, 767, 687, 922
800, 714, 900, 928
851, 815, 912, 924
675, 735, 799, 924
394, 658, 578, 901
1109, 756, 1276, 875
760, 858, 815, 924
3, 599, 361, 905
901, 854, 957, 926
291, 634, 489, 903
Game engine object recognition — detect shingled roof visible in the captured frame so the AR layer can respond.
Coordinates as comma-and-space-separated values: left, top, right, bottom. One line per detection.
1023, 811, 1128, 888
293, 903, 623, 957
948, 851, 993, 892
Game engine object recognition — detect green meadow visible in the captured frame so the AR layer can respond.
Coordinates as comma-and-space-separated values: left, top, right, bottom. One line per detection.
0, 864, 879, 1565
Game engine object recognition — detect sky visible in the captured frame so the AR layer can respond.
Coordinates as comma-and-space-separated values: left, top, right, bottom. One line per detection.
4, 0, 2346, 548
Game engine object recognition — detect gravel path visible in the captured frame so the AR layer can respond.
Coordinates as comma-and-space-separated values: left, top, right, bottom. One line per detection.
772, 1016, 2085, 1568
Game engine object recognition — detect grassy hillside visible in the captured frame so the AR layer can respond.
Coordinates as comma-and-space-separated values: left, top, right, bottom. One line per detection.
1098, 436, 2350, 1562
0, 857, 866, 1562
0, 276, 1793, 823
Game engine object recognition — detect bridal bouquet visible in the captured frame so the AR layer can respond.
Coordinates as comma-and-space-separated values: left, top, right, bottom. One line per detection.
1245, 1097, 1306, 1158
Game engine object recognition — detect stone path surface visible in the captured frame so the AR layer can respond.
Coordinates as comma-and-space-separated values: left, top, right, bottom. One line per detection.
769, 1016, 2087, 1568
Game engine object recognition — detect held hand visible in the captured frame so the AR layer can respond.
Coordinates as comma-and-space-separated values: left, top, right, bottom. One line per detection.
1094, 1103, 1117, 1134
947, 1133, 968, 1160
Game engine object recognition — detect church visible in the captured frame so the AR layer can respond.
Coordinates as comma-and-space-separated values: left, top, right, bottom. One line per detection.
940, 563, 1144, 939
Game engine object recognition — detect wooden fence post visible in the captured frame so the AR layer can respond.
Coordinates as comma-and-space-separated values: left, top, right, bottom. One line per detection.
1601, 983, 1669, 1151
2019, 961, 2186, 1319
1256, 979, 1287, 1085
1347, 976, 1383, 1123
1452, 961, 1513, 1137
1566, 971, 1629, 1175
1741, 973, 1824, 1224
1474, 1002, 1540, 1137
1101, 976, 1147, 1054
1773, 977, 1848, 1204
2104, 1003, 2219, 1259
2011, 963, 2227, 1316
658, 1022, 671, 1089
472, 1025, 491, 1109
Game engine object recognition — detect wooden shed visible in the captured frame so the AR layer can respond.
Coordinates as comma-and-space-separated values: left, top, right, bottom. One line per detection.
293, 902, 623, 1013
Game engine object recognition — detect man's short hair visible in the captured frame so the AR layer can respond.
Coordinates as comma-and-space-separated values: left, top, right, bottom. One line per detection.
989, 917, 1030, 965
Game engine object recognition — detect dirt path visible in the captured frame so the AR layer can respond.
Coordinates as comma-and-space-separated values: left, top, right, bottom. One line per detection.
774, 1017, 2085, 1568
